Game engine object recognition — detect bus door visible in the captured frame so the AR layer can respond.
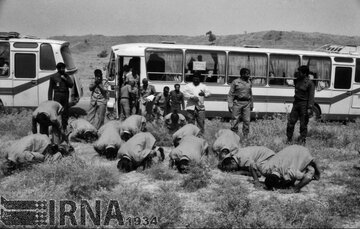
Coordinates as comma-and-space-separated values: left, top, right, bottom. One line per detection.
12, 51, 39, 107
0, 41, 12, 107
329, 63, 354, 118
350, 58, 360, 115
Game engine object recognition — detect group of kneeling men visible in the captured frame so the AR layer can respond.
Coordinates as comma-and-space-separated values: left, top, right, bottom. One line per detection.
1, 100, 320, 193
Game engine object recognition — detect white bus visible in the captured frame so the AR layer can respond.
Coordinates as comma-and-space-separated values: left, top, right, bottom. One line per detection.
106, 42, 360, 121
0, 32, 83, 109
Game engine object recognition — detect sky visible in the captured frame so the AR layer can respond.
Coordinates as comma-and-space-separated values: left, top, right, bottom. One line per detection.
0, 0, 360, 38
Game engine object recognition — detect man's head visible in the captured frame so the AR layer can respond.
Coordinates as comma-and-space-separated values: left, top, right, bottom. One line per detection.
129, 80, 135, 87
94, 69, 103, 83
219, 148, 230, 161
143, 147, 165, 169
193, 71, 201, 86
84, 131, 98, 143
177, 156, 190, 174
163, 86, 170, 96
1, 159, 16, 176
117, 156, 136, 173
240, 68, 250, 81
173, 137, 181, 147
121, 131, 133, 142
104, 145, 117, 160
264, 172, 281, 190
142, 78, 148, 86
174, 84, 180, 92
218, 156, 238, 172
58, 144, 74, 156
170, 111, 180, 124
297, 65, 310, 79
36, 113, 51, 126
56, 62, 66, 75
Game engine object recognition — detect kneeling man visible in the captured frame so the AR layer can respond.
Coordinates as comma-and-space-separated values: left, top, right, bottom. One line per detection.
120, 114, 147, 141
172, 123, 200, 147
213, 129, 241, 160
67, 117, 98, 143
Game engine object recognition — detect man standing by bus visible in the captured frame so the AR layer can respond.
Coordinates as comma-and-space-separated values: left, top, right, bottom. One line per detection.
183, 71, 211, 135
228, 68, 253, 137
286, 66, 315, 144
48, 62, 74, 131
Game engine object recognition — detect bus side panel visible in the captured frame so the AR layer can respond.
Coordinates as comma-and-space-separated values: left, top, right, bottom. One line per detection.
0, 78, 13, 107
38, 71, 53, 104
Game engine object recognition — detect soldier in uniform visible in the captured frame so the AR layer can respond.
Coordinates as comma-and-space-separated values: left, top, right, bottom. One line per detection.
153, 86, 171, 120
120, 80, 138, 120
66, 117, 98, 143
117, 132, 164, 172
169, 135, 209, 173
139, 78, 156, 120
2, 134, 74, 175
48, 62, 74, 131
212, 129, 241, 160
172, 123, 201, 147
169, 84, 185, 113
120, 114, 147, 141
32, 100, 64, 144
228, 68, 253, 137
286, 65, 315, 144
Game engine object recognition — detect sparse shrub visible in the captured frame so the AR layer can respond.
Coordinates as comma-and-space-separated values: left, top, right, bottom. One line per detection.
145, 163, 177, 181
181, 161, 211, 192
97, 49, 108, 58
146, 120, 173, 146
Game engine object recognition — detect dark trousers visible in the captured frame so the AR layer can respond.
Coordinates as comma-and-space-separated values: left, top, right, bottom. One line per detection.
54, 92, 69, 130
186, 109, 205, 134
286, 101, 309, 141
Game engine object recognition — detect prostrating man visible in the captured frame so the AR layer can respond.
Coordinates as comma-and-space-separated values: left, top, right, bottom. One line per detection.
32, 100, 64, 144
164, 110, 187, 134
169, 84, 185, 113
88, 69, 109, 129
212, 129, 241, 160
48, 62, 74, 131
286, 66, 315, 144
1, 134, 74, 175
169, 135, 209, 173
228, 68, 253, 137
183, 71, 211, 134
93, 120, 123, 160
117, 132, 164, 172
120, 114, 147, 141
66, 117, 98, 143
218, 146, 275, 188
172, 123, 200, 147
261, 145, 320, 192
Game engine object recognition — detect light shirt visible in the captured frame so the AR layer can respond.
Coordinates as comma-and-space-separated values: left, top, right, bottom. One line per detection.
212, 129, 241, 155
172, 124, 200, 141
94, 121, 123, 150
183, 83, 211, 111
121, 115, 146, 135
169, 135, 208, 163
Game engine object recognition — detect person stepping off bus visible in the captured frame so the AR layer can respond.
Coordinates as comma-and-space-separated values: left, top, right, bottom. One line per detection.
212, 129, 241, 160
218, 146, 275, 188
164, 110, 187, 134
286, 65, 315, 145
32, 100, 65, 145
120, 114, 147, 141
169, 135, 209, 174
1, 134, 74, 176
120, 80, 138, 120
93, 120, 123, 160
66, 116, 98, 143
172, 123, 201, 147
117, 132, 164, 172
264, 145, 319, 192
228, 68, 253, 138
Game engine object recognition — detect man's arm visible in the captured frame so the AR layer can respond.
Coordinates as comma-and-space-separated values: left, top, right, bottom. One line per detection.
63, 74, 74, 88
227, 82, 235, 110
180, 93, 185, 110
249, 164, 262, 187
307, 81, 315, 109
89, 81, 97, 92
32, 116, 37, 134
48, 77, 54, 100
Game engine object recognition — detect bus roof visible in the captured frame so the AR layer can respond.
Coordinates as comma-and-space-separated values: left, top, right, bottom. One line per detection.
110, 43, 360, 58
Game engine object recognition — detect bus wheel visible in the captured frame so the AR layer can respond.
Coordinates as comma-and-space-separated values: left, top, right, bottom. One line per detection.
309, 106, 321, 122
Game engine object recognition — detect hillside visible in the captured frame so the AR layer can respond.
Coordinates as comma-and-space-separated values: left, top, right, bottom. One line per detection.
50, 30, 360, 53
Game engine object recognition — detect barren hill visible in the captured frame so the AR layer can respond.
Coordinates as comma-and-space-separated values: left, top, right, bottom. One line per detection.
50, 30, 360, 52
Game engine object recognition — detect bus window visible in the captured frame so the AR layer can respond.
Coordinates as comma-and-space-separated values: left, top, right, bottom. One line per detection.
302, 56, 331, 90
61, 45, 76, 71
185, 50, 226, 83
40, 43, 56, 70
269, 54, 300, 86
228, 52, 267, 85
334, 67, 352, 89
0, 42, 10, 77
145, 49, 182, 82
355, 59, 360, 83
15, 53, 36, 78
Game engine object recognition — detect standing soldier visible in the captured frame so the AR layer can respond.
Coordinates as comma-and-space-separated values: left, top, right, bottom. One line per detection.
88, 69, 109, 129
169, 84, 185, 113
32, 100, 64, 144
139, 78, 156, 120
120, 80, 138, 120
228, 68, 253, 137
154, 86, 171, 120
286, 66, 315, 144
48, 62, 74, 131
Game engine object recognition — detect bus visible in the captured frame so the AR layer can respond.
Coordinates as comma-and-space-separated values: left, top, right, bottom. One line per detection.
0, 32, 83, 109
105, 42, 360, 121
